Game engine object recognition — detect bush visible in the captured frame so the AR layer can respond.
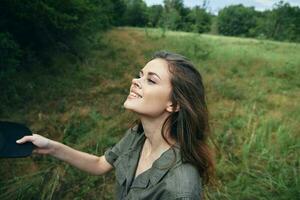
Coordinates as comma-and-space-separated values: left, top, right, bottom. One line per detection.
218, 4, 257, 37
0, 0, 116, 70
0, 32, 21, 70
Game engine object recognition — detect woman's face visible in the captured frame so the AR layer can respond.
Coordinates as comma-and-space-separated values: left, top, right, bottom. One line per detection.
124, 58, 173, 118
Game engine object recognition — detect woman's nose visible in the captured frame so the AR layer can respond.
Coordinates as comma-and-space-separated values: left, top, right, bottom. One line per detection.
132, 78, 141, 89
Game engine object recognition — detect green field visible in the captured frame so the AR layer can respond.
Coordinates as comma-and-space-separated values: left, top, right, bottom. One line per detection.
0, 27, 299, 200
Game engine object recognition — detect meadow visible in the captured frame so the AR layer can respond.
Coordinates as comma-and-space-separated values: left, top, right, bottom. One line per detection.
0, 27, 299, 200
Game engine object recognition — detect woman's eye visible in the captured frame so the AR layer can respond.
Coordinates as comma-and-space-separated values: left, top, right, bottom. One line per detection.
147, 79, 156, 84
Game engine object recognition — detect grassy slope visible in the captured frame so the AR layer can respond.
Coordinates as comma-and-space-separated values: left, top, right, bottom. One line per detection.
0, 27, 299, 200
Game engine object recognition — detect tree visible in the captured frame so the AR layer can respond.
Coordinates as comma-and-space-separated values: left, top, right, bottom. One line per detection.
147, 5, 164, 27
0, 32, 21, 70
123, 0, 148, 27
161, 0, 185, 30
218, 4, 257, 36
0, 0, 116, 69
252, 1, 300, 42
186, 6, 212, 33
268, 1, 300, 41
110, 0, 127, 26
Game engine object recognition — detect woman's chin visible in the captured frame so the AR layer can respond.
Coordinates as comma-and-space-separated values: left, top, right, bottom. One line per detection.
123, 100, 129, 108
123, 103, 138, 114
123, 101, 133, 110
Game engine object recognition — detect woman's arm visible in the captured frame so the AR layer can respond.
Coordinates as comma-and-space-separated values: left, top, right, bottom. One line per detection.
16, 134, 113, 175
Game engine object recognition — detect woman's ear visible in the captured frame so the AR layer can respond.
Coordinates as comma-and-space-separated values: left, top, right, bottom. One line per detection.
166, 102, 180, 113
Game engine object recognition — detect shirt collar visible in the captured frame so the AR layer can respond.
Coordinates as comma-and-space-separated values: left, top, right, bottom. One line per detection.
124, 131, 182, 188
150, 145, 181, 185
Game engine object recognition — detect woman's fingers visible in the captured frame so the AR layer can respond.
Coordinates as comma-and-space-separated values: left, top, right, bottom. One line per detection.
16, 134, 52, 155
16, 135, 34, 144
16, 134, 49, 148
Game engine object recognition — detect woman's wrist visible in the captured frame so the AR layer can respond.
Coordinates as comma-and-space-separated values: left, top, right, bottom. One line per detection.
48, 140, 60, 156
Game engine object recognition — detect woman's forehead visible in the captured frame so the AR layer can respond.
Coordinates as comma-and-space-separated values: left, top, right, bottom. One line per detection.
142, 59, 170, 77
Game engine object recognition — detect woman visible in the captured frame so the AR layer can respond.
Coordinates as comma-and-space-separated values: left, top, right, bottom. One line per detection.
17, 51, 215, 199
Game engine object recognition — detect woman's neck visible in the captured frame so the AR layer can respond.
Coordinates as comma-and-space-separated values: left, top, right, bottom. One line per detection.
140, 115, 175, 156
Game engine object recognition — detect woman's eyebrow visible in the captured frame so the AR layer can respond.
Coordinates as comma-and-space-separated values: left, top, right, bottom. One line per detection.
140, 70, 161, 80
149, 72, 161, 80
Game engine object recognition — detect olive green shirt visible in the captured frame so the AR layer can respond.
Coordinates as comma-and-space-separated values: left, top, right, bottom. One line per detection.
104, 127, 202, 200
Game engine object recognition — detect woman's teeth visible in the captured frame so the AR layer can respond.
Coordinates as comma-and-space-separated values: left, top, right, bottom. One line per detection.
130, 92, 142, 98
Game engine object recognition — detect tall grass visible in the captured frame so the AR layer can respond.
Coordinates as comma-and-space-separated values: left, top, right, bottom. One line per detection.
0, 27, 299, 199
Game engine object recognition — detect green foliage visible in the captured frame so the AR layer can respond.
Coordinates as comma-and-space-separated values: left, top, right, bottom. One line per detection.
185, 6, 212, 33
145, 0, 213, 33
110, 0, 127, 26
121, 0, 203, 28
161, 7, 182, 30
218, 4, 257, 37
0, 0, 116, 71
123, 0, 148, 26
147, 5, 164, 27
254, 1, 300, 42
217, 1, 300, 42
0, 32, 21, 70
158, 0, 183, 30
127, 0, 300, 42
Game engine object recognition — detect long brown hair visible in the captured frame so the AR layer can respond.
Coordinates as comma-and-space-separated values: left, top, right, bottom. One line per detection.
135, 51, 215, 185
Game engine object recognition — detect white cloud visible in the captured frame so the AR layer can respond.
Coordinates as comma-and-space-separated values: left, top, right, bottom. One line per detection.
254, 0, 274, 6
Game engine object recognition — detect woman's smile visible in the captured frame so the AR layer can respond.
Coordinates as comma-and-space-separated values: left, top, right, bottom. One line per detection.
128, 89, 143, 99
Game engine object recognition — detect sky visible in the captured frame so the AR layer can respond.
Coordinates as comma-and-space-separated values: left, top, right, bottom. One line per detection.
144, 0, 300, 13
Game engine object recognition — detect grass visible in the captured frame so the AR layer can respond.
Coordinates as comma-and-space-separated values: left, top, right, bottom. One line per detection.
0, 27, 299, 199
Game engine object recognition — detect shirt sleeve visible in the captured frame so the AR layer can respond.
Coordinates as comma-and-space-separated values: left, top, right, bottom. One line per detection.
104, 127, 137, 166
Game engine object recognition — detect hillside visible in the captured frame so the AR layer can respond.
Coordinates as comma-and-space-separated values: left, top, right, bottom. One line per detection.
0, 27, 299, 200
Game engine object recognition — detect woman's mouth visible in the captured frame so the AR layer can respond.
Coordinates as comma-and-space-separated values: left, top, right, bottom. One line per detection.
128, 91, 142, 98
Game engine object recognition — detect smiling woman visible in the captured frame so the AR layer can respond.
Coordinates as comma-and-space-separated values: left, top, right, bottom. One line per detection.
17, 51, 215, 200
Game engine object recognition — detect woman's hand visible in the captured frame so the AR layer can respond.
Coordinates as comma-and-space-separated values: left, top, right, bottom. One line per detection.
16, 134, 53, 155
